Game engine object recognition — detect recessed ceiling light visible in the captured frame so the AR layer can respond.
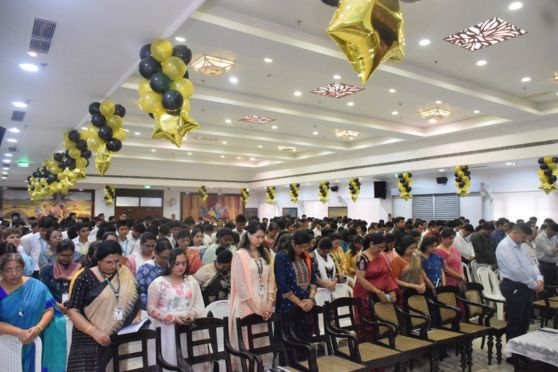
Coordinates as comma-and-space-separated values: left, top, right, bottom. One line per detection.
294, 91, 302, 97
12, 101, 28, 109
418, 38, 431, 46
236, 156, 242, 160
6, 138, 17, 143
250, 157, 256, 161
476, 59, 487, 66
4, 154, 13, 158
473, 110, 481, 114
312, 131, 319, 135
435, 100, 443, 104
333, 74, 342, 80
508, 1, 523, 11
391, 111, 399, 116
229, 76, 238, 84
306, 183, 310, 186
2, 167, 8, 171
335, 180, 340, 182
271, 125, 278, 129
151, 149, 156, 152
257, 145, 263, 148
429, 119, 437, 124
220, 155, 225, 158
187, 152, 192, 155
225, 119, 232, 124
134, 131, 141, 136
174, 36, 186, 42
3, 159, 10, 163
2, 172, 7, 175
27, 51, 38, 58
8, 128, 20, 133
388, 88, 397, 93
19, 63, 39, 72
347, 101, 355, 107
505, 161, 517, 166
1, 177, 6, 180
222, 141, 228, 145
521, 76, 531, 83
439, 169, 446, 172
264, 57, 273, 63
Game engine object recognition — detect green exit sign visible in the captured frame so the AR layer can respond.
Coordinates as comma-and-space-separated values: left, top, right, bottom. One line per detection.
17, 160, 30, 168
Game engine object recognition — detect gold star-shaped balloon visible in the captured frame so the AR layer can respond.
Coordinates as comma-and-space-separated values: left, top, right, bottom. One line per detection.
59, 178, 74, 194
152, 110, 199, 147
95, 144, 112, 176
327, 0, 405, 83
539, 183, 556, 195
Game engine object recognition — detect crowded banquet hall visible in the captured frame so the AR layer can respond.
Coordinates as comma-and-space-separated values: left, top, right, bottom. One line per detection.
1, 0, 558, 371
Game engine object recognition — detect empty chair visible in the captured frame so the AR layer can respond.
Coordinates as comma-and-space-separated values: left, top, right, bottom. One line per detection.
332, 283, 352, 299
314, 288, 333, 306
33, 336, 42, 372
203, 299, 229, 318
476, 267, 505, 320
462, 262, 473, 283
0, 335, 23, 372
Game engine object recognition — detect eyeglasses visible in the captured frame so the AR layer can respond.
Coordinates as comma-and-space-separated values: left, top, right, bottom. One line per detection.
3, 267, 23, 274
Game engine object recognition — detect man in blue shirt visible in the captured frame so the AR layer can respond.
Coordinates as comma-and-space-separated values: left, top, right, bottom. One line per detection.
496, 222, 543, 343
491, 218, 509, 252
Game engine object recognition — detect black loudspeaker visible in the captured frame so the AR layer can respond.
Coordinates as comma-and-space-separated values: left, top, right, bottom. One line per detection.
331, 186, 339, 192
436, 177, 448, 185
374, 181, 387, 199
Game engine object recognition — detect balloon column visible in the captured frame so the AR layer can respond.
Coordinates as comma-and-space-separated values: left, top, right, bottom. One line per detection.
104, 185, 116, 206
137, 38, 199, 147
537, 156, 558, 194
266, 186, 276, 204
454, 165, 471, 196
199, 185, 208, 203
240, 188, 250, 205
397, 172, 412, 201
349, 178, 361, 201
289, 183, 300, 203
319, 181, 330, 203
327, 0, 405, 84
83, 100, 127, 176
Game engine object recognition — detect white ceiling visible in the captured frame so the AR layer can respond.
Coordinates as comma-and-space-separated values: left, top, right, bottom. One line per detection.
1, 0, 558, 188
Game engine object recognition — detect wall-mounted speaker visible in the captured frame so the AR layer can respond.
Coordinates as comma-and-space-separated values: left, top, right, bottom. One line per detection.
331, 186, 339, 192
436, 177, 448, 185
374, 181, 387, 199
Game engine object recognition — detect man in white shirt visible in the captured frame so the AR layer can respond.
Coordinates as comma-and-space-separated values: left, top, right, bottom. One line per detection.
116, 220, 132, 255
128, 223, 146, 257
203, 224, 215, 246
233, 214, 247, 243
535, 222, 558, 286
25, 216, 54, 275
453, 224, 475, 263
72, 222, 92, 256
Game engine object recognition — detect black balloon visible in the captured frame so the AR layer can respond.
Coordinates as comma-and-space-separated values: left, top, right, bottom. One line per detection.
173, 45, 192, 65
114, 104, 126, 118
538, 158, 545, 164
407, 173, 413, 178
459, 182, 465, 188
53, 152, 63, 162
33, 171, 40, 178
106, 138, 122, 152
68, 130, 80, 143
81, 149, 92, 159
64, 158, 76, 169
88, 102, 101, 115
91, 113, 107, 127
98, 126, 113, 141
554, 157, 558, 164
138, 56, 162, 79
183, 70, 190, 79
321, 0, 340, 6
544, 169, 553, 177
139, 43, 152, 59
540, 164, 549, 170
46, 174, 57, 184
162, 90, 184, 111
77, 140, 88, 151
150, 72, 171, 93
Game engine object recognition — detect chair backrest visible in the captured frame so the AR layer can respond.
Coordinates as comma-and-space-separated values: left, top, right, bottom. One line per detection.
367, 295, 400, 338
462, 262, 473, 283
0, 335, 22, 372
236, 313, 285, 358
332, 283, 352, 299
175, 317, 230, 369
287, 306, 332, 354
463, 283, 485, 318
33, 336, 42, 372
476, 267, 496, 296
486, 269, 503, 297
324, 297, 361, 335
403, 291, 430, 328
111, 329, 159, 372
203, 300, 229, 318
435, 287, 459, 325
314, 288, 333, 306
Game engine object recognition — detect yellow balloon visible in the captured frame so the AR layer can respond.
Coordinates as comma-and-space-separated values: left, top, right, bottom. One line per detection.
79, 126, 95, 140
51, 165, 61, 175
76, 157, 88, 169
113, 128, 126, 141
40, 178, 47, 186
181, 99, 191, 112
139, 92, 163, 113
87, 136, 102, 151
64, 138, 77, 150
69, 148, 81, 159
107, 115, 123, 130
151, 39, 173, 62
138, 79, 153, 96
170, 78, 194, 99
100, 100, 115, 118
162, 56, 187, 80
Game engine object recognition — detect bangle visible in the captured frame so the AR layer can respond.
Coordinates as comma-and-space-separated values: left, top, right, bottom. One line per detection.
85, 325, 93, 334
36, 324, 44, 332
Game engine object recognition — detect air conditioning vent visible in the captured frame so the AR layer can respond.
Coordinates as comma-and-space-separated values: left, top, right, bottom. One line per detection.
29, 18, 57, 54
7, 146, 17, 153
11, 111, 25, 122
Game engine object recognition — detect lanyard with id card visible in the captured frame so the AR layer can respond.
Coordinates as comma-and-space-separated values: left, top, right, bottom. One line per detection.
103, 272, 123, 321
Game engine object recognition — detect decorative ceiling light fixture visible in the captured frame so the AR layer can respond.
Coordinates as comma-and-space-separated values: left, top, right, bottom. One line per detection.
418, 106, 452, 121
190, 55, 235, 76
311, 82, 364, 99
553, 72, 558, 81
278, 146, 297, 152
239, 115, 275, 124
444, 18, 526, 51
192, 136, 219, 142
335, 129, 360, 141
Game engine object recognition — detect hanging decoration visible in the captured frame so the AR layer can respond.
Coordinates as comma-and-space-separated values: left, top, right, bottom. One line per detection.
537, 156, 558, 194
199, 185, 208, 203
397, 172, 412, 201
83, 100, 127, 176
266, 186, 276, 204
240, 188, 250, 205
104, 185, 116, 206
454, 165, 472, 196
137, 38, 199, 147
289, 183, 300, 203
319, 181, 330, 203
349, 178, 361, 201
327, 0, 405, 84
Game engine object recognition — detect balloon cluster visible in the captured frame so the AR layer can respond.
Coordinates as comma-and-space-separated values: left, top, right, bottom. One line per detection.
82, 100, 127, 176
104, 185, 116, 206
290, 183, 300, 203
266, 186, 276, 204
319, 181, 330, 203
537, 156, 558, 194
454, 165, 472, 196
137, 38, 199, 147
349, 178, 361, 201
199, 185, 208, 204
240, 188, 250, 205
397, 172, 413, 201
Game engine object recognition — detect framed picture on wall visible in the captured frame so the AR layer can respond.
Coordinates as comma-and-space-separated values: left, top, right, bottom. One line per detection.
282, 208, 298, 218
328, 207, 347, 218
181, 193, 244, 221
244, 208, 258, 219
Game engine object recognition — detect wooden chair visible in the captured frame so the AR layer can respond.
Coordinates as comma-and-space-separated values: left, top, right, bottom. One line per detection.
367, 294, 440, 371
324, 297, 402, 370
110, 327, 191, 372
223, 317, 263, 372
533, 289, 558, 328
403, 289, 469, 372
463, 282, 506, 365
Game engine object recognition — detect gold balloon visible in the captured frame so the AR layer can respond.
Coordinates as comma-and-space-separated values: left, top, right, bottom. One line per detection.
100, 100, 115, 118
162, 56, 187, 80
80, 127, 95, 140
76, 157, 88, 169
170, 78, 194, 99
72, 168, 86, 181
107, 115, 123, 130
151, 39, 173, 62
64, 138, 77, 150
69, 148, 81, 159
139, 91, 163, 113
182, 99, 191, 112
95, 144, 112, 176
113, 128, 127, 141
87, 136, 102, 151
152, 110, 199, 147
327, 0, 405, 83
138, 79, 153, 96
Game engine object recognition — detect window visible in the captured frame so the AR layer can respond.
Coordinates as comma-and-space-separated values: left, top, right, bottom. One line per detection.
140, 197, 162, 207
412, 194, 459, 221
116, 196, 139, 207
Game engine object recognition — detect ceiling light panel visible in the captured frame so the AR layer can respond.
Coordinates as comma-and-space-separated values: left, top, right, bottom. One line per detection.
311, 82, 364, 99
444, 18, 526, 51
239, 115, 275, 124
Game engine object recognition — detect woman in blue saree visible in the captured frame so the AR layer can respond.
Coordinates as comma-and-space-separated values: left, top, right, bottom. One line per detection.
0, 253, 66, 372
